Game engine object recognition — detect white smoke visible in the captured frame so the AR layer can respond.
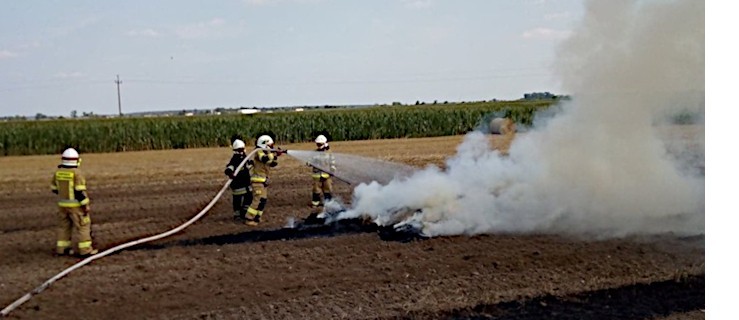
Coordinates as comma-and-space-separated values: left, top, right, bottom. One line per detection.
339, 0, 705, 238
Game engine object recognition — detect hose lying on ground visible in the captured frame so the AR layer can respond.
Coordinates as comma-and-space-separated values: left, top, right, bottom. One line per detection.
0, 149, 258, 318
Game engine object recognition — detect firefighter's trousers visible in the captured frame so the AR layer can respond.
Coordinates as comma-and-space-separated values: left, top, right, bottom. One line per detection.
311, 176, 333, 207
312, 176, 333, 194
247, 182, 267, 219
231, 187, 252, 218
56, 207, 94, 255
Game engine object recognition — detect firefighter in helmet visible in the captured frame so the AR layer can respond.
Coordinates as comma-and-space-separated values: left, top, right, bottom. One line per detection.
50, 148, 98, 257
245, 135, 284, 226
308, 134, 336, 208
224, 139, 253, 221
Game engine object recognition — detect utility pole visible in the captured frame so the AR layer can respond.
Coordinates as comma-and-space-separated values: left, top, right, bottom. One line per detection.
115, 75, 123, 117
115, 74, 126, 152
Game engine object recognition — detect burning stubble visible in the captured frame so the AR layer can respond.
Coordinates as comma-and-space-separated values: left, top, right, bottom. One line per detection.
339, 0, 704, 239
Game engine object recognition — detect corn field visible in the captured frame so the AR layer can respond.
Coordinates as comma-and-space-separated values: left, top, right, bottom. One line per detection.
0, 101, 553, 156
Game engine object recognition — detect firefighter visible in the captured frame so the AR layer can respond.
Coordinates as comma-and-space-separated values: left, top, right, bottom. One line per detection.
50, 148, 98, 257
309, 135, 336, 208
245, 135, 284, 226
224, 139, 253, 221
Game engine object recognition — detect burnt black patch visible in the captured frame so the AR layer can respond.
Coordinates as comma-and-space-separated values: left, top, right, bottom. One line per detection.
134, 218, 426, 251
122, 219, 703, 320
389, 275, 705, 320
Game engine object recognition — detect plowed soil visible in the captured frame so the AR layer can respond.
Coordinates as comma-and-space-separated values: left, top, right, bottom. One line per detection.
0, 133, 704, 319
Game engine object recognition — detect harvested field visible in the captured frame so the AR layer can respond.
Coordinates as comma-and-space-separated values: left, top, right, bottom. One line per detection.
0, 132, 704, 319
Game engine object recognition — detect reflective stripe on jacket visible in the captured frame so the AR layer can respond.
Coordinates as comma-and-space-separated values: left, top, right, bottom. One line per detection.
50, 167, 89, 208
250, 149, 277, 183
311, 149, 336, 178
225, 152, 251, 189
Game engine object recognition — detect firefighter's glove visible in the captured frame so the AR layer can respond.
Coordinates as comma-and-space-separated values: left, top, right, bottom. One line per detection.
269, 161, 278, 167
82, 205, 91, 214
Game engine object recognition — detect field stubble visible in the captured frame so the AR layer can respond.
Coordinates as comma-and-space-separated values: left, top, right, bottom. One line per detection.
0, 131, 704, 319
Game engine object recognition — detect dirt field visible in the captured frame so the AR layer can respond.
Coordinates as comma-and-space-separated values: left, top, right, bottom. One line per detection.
0, 134, 704, 319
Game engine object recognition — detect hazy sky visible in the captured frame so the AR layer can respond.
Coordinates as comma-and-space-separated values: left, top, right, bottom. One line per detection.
0, 0, 585, 117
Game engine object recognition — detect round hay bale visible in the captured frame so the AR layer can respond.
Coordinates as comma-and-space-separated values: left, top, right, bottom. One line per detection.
489, 117, 516, 135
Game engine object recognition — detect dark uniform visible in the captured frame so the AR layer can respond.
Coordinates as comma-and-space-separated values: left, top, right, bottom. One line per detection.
224, 151, 253, 220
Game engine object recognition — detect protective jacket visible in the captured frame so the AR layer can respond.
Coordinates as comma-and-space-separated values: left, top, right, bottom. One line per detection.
250, 148, 278, 183
311, 146, 336, 180
224, 152, 251, 195
50, 166, 90, 208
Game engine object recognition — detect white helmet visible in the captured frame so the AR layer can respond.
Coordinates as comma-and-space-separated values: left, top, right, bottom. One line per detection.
315, 135, 328, 144
61, 148, 80, 167
256, 135, 274, 149
232, 139, 246, 150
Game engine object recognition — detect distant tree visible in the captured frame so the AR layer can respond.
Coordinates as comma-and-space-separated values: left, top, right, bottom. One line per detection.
70, 110, 78, 118
433, 100, 438, 105
35, 113, 47, 120
523, 92, 557, 100
5, 115, 27, 121
392, 101, 402, 106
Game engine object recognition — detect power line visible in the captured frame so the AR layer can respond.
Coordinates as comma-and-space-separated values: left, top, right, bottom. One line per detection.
123, 72, 552, 86
0, 66, 554, 91
0, 80, 108, 92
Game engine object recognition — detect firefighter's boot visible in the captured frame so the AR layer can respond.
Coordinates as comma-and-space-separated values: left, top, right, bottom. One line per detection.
233, 210, 245, 222
245, 212, 260, 226
55, 247, 74, 257
311, 192, 322, 208
78, 248, 99, 258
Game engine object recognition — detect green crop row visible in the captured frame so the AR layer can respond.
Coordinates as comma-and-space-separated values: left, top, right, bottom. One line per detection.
0, 100, 553, 156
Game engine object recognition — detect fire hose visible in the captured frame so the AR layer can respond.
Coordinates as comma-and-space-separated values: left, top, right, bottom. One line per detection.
0, 148, 266, 317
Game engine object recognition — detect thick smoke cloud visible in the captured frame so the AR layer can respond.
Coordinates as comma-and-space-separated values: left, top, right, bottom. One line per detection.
339, 0, 704, 238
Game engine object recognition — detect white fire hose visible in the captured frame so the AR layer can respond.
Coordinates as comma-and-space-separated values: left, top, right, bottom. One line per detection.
1, 148, 261, 317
